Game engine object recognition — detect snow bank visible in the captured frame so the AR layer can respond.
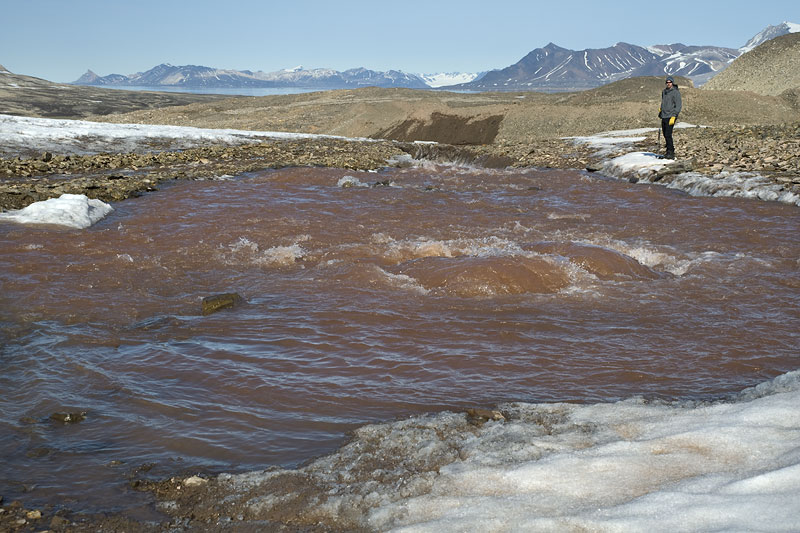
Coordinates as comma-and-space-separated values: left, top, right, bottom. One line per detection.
216, 369, 800, 532
567, 127, 654, 156
567, 123, 698, 157
600, 152, 800, 206
0, 114, 367, 156
571, 126, 800, 207
369, 371, 800, 531
0, 194, 113, 228
602, 151, 670, 175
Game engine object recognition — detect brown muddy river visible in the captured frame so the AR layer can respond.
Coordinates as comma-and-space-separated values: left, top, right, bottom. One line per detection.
1, 163, 798, 514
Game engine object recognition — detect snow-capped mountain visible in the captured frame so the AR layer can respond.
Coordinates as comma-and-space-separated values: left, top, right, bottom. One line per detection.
450, 41, 739, 92
73, 63, 430, 89
250, 66, 430, 88
641, 44, 739, 85
419, 72, 483, 88
740, 21, 800, 53
74, 64, 270, 88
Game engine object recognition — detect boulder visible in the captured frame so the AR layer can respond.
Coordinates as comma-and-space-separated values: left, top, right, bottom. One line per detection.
201, 293, 243, 316
653, 158, 695, 182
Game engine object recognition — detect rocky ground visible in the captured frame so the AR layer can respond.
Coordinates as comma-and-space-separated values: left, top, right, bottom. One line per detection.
0, 138, 410, 211
2, 119, 799, 212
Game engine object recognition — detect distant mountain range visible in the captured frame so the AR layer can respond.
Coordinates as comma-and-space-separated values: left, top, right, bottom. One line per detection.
452, 42, 739, 92
72, 22, 798, 93
73, 64, 459, 90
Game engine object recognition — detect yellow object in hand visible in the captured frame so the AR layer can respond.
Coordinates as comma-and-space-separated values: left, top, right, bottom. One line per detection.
669, 116, 676, 126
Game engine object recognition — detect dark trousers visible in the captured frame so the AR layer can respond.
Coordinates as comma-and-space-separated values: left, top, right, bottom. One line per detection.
661, 118, 675, 155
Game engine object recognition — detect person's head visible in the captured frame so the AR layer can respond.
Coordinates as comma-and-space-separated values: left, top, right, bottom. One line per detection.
665, 76, 675, 87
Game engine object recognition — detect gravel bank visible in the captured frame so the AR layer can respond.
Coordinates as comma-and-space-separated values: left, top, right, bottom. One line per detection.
0, 138, 408, 211
2, 121, 799, 212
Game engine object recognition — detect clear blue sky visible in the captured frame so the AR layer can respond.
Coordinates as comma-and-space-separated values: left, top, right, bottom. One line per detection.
2, 0, 797, 82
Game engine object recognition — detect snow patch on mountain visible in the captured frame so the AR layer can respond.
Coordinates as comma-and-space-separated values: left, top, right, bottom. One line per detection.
740, 21, 800, 53
419, 72, 481, 88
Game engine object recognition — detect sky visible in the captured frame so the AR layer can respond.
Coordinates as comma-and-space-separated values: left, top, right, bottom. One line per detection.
2, 0, 798, 82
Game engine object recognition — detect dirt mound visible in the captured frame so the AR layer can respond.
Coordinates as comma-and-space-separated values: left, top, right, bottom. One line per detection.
563, 76, 694, 105
374, 112, 503, 144
703, 33, 800, 96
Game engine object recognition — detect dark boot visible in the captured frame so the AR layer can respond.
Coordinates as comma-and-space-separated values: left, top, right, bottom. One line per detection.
665, 151, 675, 160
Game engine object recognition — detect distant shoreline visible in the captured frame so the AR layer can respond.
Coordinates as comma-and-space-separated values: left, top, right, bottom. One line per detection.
74, 84, 485, 97
83, 85, 325, 97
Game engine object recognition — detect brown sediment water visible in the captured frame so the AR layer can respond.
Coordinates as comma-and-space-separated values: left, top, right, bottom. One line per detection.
1, 163, 798, 513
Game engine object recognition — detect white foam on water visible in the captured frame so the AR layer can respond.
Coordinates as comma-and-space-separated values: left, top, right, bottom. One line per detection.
255, 244, 306, 267
337, 175, 370, 188
376, 268, 430, 295
223, 236, 306, 267
546, 212, 590, 221
0, 193, 113, 229
598, 239, 688, 274
383, 236, 527, 263
588, 238, 758, 278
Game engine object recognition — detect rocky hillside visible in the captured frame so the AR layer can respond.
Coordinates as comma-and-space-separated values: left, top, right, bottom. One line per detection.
703, 33, 800, 96
739, 21, 800, 53
0, 67, 226, 118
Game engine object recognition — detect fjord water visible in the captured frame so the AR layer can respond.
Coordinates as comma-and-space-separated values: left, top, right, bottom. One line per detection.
1, 163, 798, 517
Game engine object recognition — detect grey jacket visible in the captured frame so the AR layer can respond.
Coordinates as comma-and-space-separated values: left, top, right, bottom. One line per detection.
660, 85, 682, 119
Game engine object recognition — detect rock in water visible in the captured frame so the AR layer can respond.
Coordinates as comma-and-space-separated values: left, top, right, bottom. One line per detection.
50, 412, 87, 424
201, 293, 243, 316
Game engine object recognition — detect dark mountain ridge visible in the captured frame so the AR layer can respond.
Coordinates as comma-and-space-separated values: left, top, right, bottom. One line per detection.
450, 41, 738, 92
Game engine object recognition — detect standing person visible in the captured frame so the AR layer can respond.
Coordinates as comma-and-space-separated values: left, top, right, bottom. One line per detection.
659, 76, 682, 159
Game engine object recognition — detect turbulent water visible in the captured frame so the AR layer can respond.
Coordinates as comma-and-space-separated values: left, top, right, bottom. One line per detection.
1, 162, 798, 526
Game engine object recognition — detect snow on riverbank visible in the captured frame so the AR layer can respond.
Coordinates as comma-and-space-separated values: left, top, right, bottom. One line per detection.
204, 370, 800, 531
0, 113, 366, 157
0, 193, 113, 228
570, 125, 800, 207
